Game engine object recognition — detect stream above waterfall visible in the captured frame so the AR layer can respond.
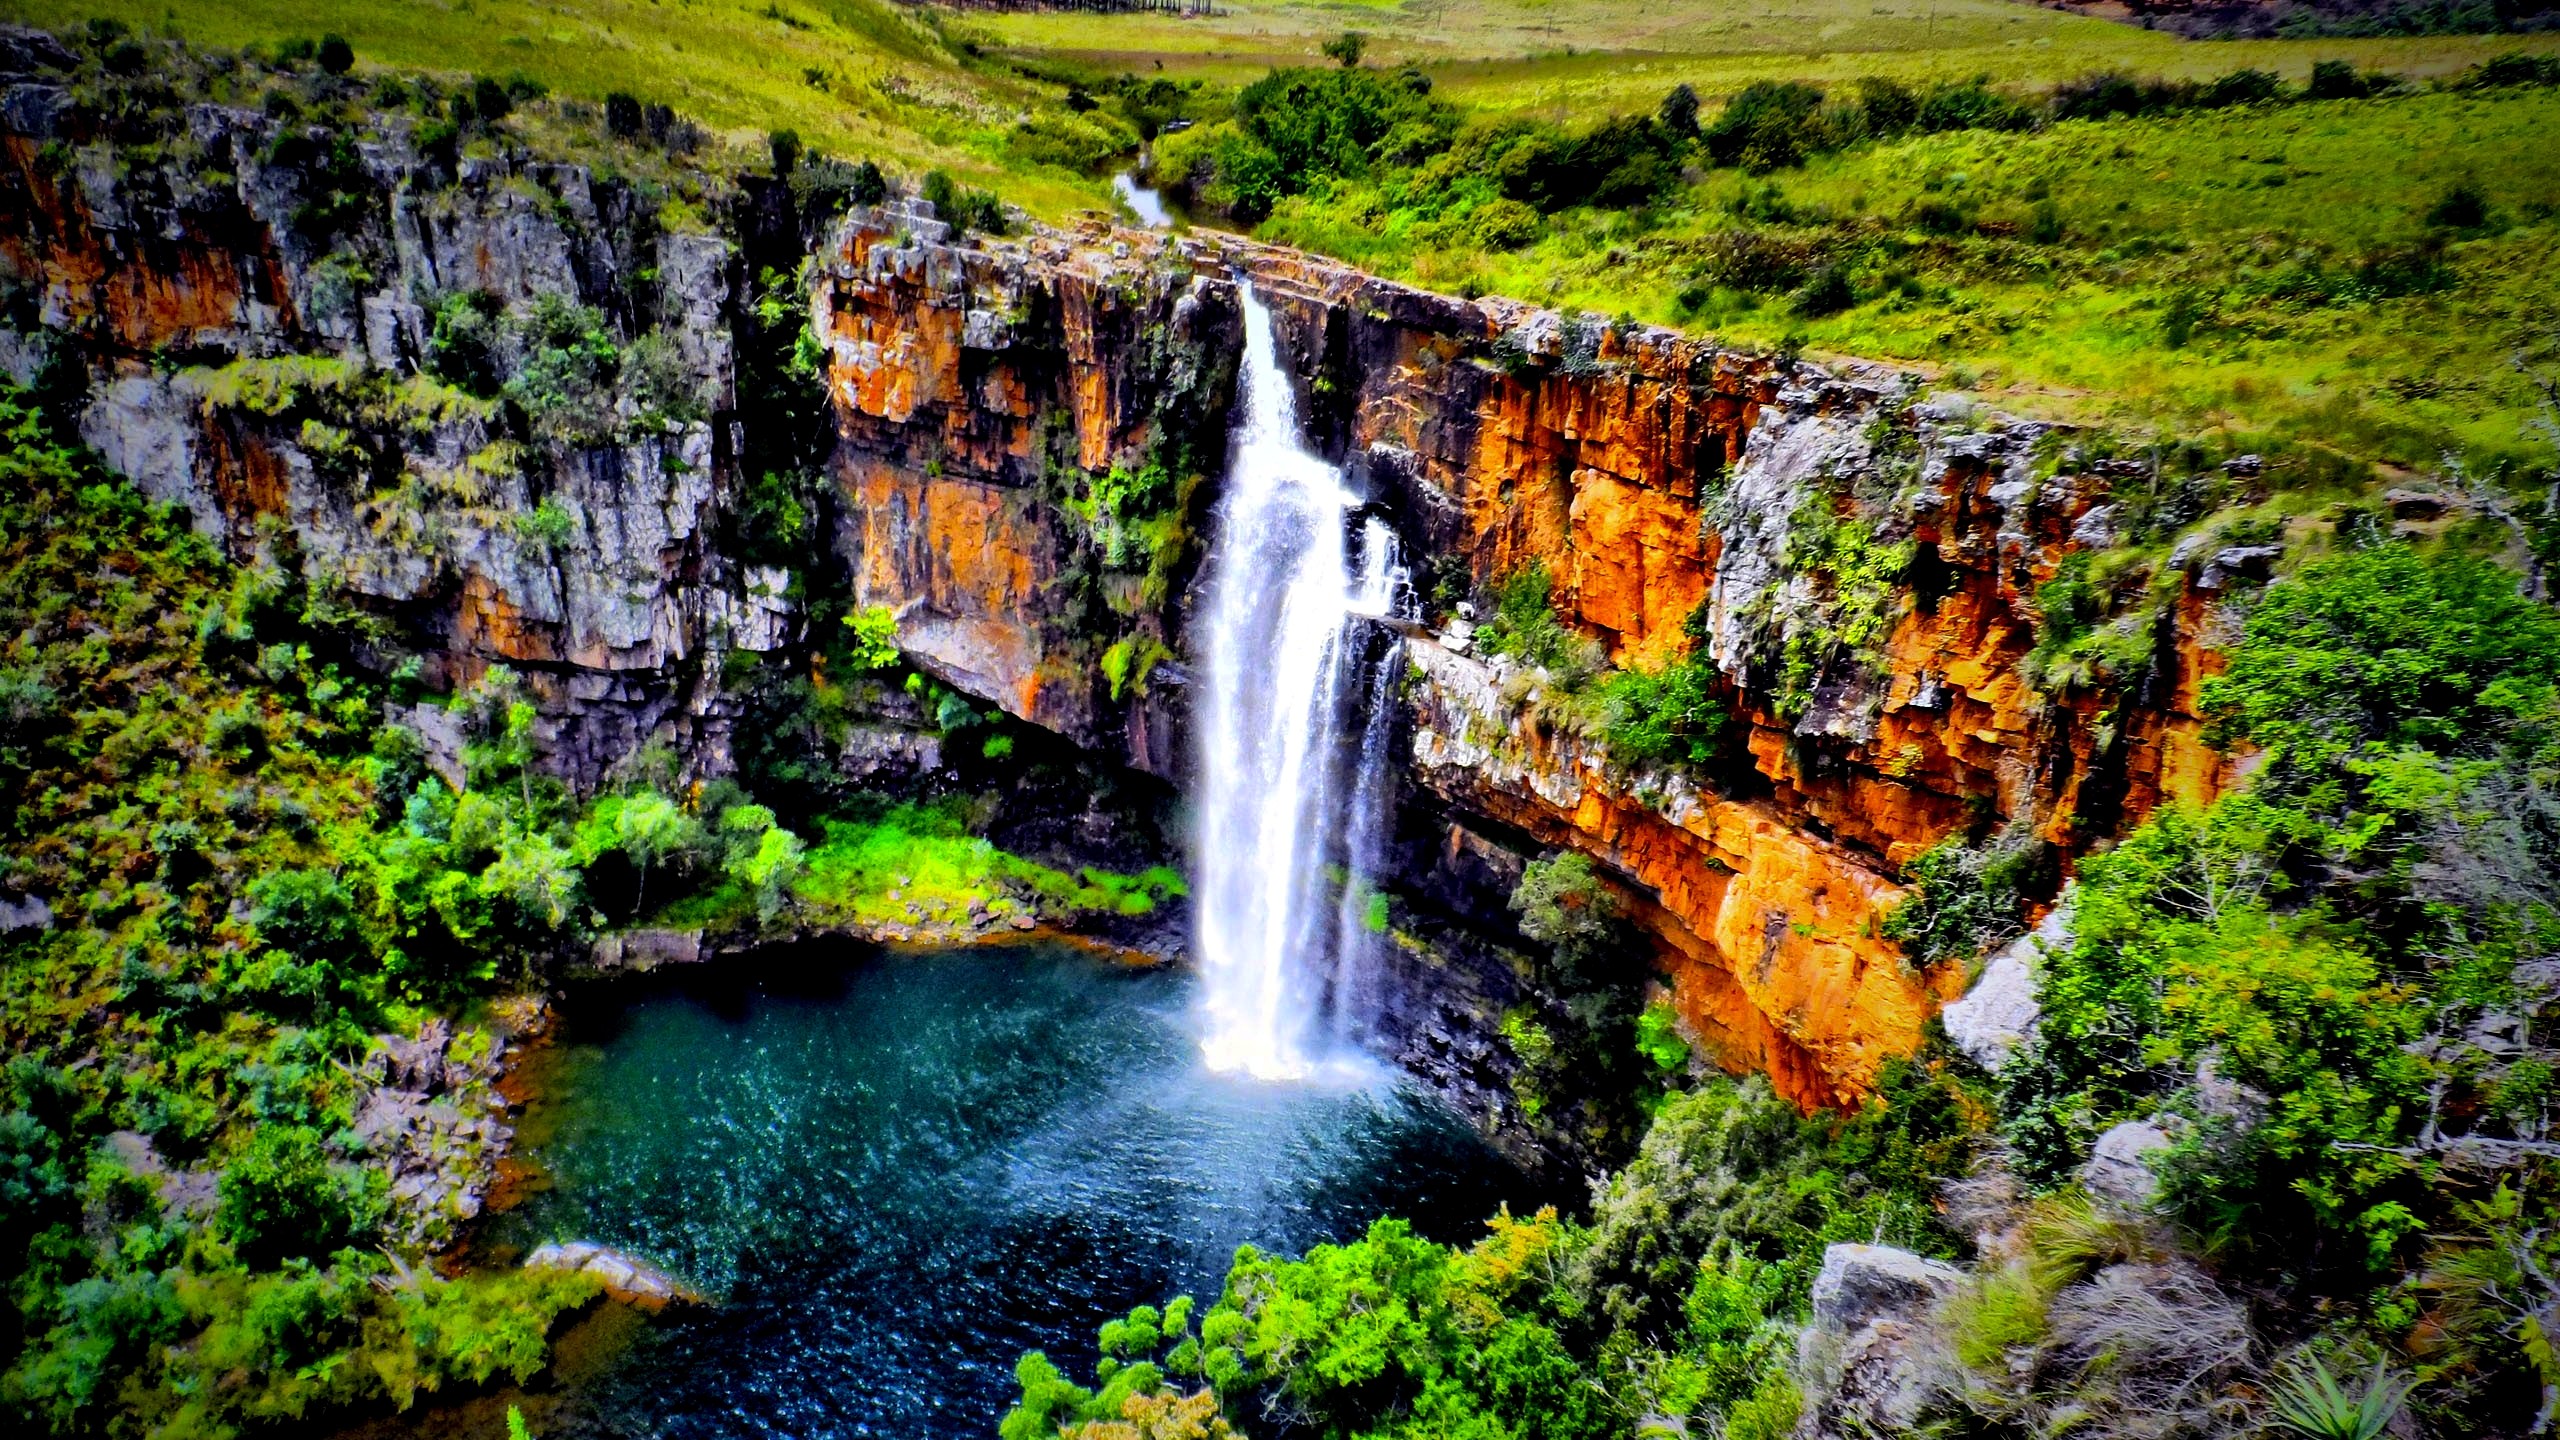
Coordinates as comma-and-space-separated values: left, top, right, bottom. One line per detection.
468, 941, 1527, 1439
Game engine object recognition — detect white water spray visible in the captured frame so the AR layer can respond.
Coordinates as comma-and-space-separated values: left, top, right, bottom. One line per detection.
1194, 287, 1407, 1080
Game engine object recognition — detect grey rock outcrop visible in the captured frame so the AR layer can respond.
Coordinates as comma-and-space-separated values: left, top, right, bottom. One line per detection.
523, 1240, 696, 1309
1812, 1242, 1965, 1330
2083, 1119, 2174, 1213
352, 1016, 513, 1248
1803, 1244, 1965, 1437
1941, 899, 2071, 1073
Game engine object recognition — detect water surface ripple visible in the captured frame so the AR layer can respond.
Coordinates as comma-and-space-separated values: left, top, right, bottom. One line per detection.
501, 942, 1526, 1438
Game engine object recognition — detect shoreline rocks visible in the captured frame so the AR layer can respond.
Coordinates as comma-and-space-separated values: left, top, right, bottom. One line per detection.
522, 1240, 699, 1311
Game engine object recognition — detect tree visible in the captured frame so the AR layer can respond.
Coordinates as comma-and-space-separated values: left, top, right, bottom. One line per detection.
1659, 82, 1701, 138
1321, 30, 1367, 69
316, 33, 354, 76
605, 91, 643, 139
608, 790, 700, 916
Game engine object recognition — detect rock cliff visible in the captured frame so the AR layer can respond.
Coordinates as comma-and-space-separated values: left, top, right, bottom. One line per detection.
813, 209, 2242, 1106
3, 46, 2243, 1114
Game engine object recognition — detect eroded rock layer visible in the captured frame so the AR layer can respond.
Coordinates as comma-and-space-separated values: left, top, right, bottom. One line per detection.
816, 210, 2240, 1105
3, 63, 2237, 1109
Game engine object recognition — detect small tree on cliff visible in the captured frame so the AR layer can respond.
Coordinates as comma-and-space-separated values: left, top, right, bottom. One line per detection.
1511, 851, 1646, 1027
1321, 30, 1367, 68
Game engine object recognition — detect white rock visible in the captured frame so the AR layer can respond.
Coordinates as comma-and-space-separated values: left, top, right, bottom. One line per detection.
2083, 1120, 2173, 1212
1940, 899, 2070, 1073
1811, 1243, 1963, 1331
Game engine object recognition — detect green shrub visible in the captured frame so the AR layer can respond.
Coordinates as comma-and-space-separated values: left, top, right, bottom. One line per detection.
216, 1126, 371, 1265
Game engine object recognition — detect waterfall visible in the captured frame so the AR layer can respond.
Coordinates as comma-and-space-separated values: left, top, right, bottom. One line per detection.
1194, 287, 1408, 1080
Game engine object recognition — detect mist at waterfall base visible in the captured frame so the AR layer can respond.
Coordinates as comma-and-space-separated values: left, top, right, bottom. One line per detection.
493, 944, 1524, 1438
1192, 284, 1413, 1082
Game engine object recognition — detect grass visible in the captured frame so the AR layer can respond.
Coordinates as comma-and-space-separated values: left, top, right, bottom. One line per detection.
24, 1, 2559, 463
3, 0, 1114, 214
657, 799, 1184, 933
961, 0, 2555, 101
1254, 83, 2560, 469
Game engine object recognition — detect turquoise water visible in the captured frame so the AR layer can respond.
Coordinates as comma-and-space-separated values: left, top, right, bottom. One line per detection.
503, 941, 1528, 1438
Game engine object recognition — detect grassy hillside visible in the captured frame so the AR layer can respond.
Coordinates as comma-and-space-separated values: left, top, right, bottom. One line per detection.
17, 1, 2555, 471
1257, 79, 2560, 468
964, 0, 2554, 100
0, 0, 1119, 213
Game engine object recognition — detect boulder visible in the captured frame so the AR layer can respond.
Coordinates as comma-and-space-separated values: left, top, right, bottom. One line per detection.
589, 927, 705, 970
2385, 488, 2449, 520
1940, 901, 2069, 1073
524, 1240, 696, 1310
2082, 1120, 2172, 1212
1811, 1243, 1964, 1330
1820, 1317, 1951, 1434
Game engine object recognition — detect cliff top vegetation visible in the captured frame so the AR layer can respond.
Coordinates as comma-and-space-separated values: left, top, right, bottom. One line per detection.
14, 0, 2560, 468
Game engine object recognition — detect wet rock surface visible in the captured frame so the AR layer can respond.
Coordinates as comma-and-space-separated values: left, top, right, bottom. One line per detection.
353, 1010, 535, 1248
522, 1239, 697, 1310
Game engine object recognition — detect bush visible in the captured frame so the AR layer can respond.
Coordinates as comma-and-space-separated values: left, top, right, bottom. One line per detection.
316, 34, 354, 76
605, 90, 643, 139
2427, 177, 2490, 230
1469, 197, 1543, 250
1704, 81, 1829, 172
1916, 77, 2037, 133
217, 1125, 369, 1264
1881, 830, 2048, 969
2306, 59, 2372, 100
1601, 655, 1727, 771
2202, 67, 2284, 107
1790, 264, 1855, 317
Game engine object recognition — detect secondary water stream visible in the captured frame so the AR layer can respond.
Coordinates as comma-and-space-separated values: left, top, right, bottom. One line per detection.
476, 943, 1519, 1438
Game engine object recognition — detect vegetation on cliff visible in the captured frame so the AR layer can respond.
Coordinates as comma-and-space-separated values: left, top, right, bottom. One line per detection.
0, 380, 1178, 1434
1008, 523, 2560, 1439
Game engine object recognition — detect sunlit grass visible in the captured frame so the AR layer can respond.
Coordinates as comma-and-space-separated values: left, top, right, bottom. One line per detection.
962, 0, 2558, 104
1259, 84, 2560, 467
791, 803, 1183, 931
5, 0, 1114, 213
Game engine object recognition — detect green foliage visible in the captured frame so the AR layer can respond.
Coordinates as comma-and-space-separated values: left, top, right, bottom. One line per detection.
2198, 543, 2560, 783
0, 382, 619, 1435
1102, 635, 1173, 702
1881, 829, 2050, 970
1568, 1065, 1978, 1338
2006, 542, 2560, 1311
503, 293, 623, 445
1473, 563, 1604, 689
1945, 1264, 2051, 1372
216, 1126, 374, 1265
1011, 1059, 1981, 1440
921, 168, 1009, 234
843, 605, 903, 671
2271, 1356, 2410, 1440
788, 798, 1182, 933
1634, 1001, 1691, 1077
1599, 654, 1725, 774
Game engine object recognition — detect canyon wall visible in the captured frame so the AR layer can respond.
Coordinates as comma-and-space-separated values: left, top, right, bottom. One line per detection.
3, 45, 2242, 1116
822, 211, 2244, 1108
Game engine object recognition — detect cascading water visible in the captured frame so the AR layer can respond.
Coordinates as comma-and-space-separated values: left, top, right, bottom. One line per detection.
1194, 286, 1410, 1080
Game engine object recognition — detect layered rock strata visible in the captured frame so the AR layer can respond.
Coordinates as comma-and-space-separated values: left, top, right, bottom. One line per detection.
3, 49, 2242, 1110
818, 209, 2242, 1105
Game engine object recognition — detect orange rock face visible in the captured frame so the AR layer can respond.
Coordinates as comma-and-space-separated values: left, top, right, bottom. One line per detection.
809, 207, 1245, 764
1216, 238, 2239, 1104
